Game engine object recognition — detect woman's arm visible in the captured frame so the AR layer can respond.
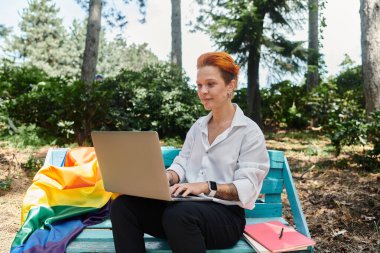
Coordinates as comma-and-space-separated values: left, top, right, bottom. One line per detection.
213, 183, 239, 201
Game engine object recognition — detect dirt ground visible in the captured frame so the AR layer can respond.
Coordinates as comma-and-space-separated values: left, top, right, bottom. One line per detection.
0, 134, 379, 253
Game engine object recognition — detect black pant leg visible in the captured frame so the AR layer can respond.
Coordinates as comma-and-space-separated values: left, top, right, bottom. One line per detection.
110, 195, 169, 253
162, 202, 245, 253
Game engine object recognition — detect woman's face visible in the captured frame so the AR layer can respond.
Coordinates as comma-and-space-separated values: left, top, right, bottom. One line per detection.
196, 65, 234, 111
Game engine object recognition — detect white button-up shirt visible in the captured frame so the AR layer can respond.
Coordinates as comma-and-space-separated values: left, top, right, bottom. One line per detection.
168, 104, 270, 209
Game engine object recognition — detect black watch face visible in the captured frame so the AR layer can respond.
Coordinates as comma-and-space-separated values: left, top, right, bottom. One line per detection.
210, 181, 217, 191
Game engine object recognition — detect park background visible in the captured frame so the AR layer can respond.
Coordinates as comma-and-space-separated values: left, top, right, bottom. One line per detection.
0, 0, 379, 252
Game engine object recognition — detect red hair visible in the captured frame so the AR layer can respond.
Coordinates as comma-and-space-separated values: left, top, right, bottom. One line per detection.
197, 52, 240, 84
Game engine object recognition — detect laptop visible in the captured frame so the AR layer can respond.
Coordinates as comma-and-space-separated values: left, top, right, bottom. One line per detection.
91, 131, 211, 202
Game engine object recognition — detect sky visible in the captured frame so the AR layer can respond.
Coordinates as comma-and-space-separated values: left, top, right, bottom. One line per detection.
0, 0, 361, 87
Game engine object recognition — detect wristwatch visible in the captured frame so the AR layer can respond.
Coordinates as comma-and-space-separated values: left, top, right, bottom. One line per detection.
207, 181, 217, 197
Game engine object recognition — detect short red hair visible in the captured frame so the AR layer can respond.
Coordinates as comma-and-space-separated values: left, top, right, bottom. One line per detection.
197, 52, 240, 84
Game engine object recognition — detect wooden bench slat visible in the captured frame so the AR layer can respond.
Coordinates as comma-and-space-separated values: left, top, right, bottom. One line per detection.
87, 219, 113, 229
264, 193, 282, 203
69, 230, 253, 252
266, 168, 283, 178
260, 178, 283, 194
268, 150, 285, 169
245, 203, 282, 218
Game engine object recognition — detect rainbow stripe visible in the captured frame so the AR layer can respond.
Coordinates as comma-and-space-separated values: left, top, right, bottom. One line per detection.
11, 148, 116, 253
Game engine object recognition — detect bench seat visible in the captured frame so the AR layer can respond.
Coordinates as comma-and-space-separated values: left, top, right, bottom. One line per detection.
67, 218, 294, 253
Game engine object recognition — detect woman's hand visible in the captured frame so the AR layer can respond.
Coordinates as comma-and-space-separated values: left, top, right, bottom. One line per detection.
170, 182, 209, 197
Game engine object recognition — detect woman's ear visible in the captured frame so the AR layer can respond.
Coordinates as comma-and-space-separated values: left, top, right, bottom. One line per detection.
228, 79, 237, 92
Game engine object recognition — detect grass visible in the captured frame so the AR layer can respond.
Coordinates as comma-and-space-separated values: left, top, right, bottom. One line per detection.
266, 129, 380, 173
0, 177, 12, 190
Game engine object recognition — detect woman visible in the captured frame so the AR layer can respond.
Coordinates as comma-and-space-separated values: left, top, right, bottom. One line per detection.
110, 52, 270, 253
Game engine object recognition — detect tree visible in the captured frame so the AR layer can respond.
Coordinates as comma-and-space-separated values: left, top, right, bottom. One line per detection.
81, 0, 102, 85
171, 0, 182, 67
0, 24, 10, 38
360, 0, 380, 113
97, 36, 160, 77
5, 0, 68, 76
307, 0, 319, 92
76, 0, 147, 85
195, 0, 307, 127
62, 19, 87, 78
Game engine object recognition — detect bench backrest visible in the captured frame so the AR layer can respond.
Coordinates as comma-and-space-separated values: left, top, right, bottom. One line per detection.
159, 148, 286, 219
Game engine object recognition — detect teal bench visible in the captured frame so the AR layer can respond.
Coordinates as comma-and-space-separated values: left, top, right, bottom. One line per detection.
44, 148, 313, 252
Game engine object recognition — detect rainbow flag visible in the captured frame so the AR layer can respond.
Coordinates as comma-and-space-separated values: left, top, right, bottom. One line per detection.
10, 147, 116, 253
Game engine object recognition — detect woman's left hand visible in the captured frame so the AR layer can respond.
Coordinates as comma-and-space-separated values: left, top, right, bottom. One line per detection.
170, 182, 209, 197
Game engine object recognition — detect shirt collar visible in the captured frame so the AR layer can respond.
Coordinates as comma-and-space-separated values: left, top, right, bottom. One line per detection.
198, 103, 248, 132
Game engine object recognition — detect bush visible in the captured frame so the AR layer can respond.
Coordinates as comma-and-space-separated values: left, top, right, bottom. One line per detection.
0, 64, 47, 99
22, 154, 45, 176
0, 177, 12, 191
102, 63, 204, 139
5, 74, 112, 145
326, 93, 367, 156
232, 88, 248, 113
0, 124, 56, 148
3, 63, 204, 144
367, 111, 380, 156
261, 80, 308, 129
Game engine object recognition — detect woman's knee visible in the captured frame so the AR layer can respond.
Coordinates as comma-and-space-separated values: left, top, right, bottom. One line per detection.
161, 203, 198, 230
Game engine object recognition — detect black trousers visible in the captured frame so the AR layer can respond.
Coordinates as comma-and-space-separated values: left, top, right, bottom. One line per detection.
110, 195, 246, 253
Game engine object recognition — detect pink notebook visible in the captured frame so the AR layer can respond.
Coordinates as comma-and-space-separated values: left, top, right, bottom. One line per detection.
244, 221, 315, 252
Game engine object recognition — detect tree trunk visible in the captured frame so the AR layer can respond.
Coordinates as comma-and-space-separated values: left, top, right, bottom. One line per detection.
307, 0, 319, 92
81, 0, 102, 85
360, 0, 380, 113
247, 46, 263, 128
171, 0, 182, 67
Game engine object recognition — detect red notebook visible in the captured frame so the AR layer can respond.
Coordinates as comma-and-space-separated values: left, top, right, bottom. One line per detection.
244, 221, 315, 252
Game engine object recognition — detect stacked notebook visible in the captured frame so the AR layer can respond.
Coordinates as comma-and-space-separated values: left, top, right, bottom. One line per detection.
243, 221, 315, 253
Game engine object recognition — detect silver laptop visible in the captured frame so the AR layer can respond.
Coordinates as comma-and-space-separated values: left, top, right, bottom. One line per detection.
91, 131, 210, 201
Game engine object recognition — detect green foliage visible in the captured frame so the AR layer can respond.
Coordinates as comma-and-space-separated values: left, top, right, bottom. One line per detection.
103, 63, 204, 138
336, 55, 363, 95
162, 137, 183, 148
0, 64, 47, 99
0, 24, 11, 38
5, 0, 68, 76
57, 80, 112, 144
0, 177, 12, 190
22, 154, 44, 175
3, 65, 111, 144
0, 124, 55, 149
306, 82, 367, 156
261, 81, 308, 129
367, 111, 380, 156
305, 145, 319, 156
232, 88, 247, 113
194, 0, 307, 74
3, 2, 157, 79
2, 63, 203, 144
98, 37, 160, 77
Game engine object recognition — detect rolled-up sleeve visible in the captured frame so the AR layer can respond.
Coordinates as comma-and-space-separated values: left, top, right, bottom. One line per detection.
167, 124, 196, 182
233, 132, 270, 209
